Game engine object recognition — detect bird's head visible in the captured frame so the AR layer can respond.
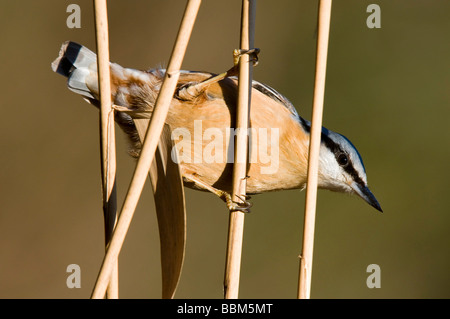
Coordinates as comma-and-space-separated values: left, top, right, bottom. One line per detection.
316, 127, 383, 212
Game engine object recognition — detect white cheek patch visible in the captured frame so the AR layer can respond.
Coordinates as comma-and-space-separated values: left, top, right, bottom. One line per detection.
318, 146, 342, 189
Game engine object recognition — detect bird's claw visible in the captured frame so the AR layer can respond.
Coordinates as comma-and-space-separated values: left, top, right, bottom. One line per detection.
220, 192, 252, 213
233, 48, 260, 67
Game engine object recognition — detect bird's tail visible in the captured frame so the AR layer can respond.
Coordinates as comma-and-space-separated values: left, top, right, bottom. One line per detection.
52, 41, 161, 111
51, 41, 100, 101
52, 41, 161, 157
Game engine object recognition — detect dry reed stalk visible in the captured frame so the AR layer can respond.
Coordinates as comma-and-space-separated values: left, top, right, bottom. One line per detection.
223, 0, 256, 299
90, 0, 201, 299
93, 0, 118, 299
297, 0, 332, 299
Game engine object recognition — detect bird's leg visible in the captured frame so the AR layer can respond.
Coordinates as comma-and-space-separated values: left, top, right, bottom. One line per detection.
176, 48, 260, 101
176, 70, 231, 100
183, 173, 252, 213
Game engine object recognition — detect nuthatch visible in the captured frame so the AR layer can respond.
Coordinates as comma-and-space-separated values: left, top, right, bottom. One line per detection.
52, 41, 382, 213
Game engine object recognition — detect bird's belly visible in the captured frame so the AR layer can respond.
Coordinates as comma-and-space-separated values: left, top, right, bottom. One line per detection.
163, 78, 308, 195
179, 160, 304, 194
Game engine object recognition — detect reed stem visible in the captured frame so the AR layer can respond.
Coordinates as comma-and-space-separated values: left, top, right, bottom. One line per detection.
297, 0, 332, 299
223, 0, 256, 299
93, 0, 118, 299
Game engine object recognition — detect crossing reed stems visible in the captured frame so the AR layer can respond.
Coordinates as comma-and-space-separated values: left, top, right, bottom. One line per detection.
90, 0, 201, 299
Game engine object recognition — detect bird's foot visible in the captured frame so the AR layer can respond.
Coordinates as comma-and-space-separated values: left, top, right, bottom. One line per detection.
233, 48, 260, 67
220, 192, 252, 213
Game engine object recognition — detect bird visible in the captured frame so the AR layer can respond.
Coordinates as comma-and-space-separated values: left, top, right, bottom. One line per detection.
52, 41, 382, 213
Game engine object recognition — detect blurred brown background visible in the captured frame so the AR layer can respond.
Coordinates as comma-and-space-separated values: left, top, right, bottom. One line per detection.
1, 0, 449, 298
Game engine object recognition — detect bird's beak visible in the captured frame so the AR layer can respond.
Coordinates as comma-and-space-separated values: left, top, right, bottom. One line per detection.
352, 182, 383, 212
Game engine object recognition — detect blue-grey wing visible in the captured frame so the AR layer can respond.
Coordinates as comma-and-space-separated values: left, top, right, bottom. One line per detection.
251, 80, 301, 122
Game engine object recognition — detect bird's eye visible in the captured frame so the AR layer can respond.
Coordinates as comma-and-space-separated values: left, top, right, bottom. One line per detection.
337, 153, 349, 166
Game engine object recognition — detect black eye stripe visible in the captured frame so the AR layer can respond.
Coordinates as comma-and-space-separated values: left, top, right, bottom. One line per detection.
342, 160, 365, 186
298, 119, 366, 186
321, 132, 365, 186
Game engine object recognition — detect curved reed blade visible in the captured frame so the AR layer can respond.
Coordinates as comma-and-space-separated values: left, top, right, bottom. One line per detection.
134, 119, 186, 299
